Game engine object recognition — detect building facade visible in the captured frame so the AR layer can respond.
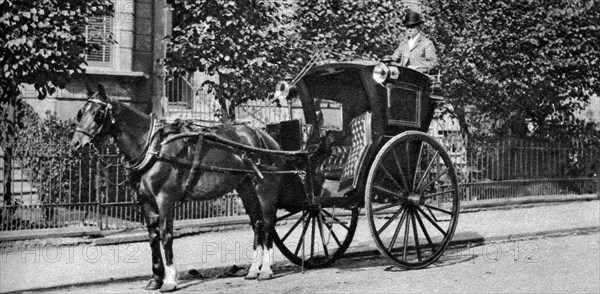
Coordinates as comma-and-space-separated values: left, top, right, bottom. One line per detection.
23, 0, 170, 120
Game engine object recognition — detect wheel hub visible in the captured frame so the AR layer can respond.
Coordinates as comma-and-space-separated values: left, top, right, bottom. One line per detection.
307, 204, 321, 213
407, 192, 424, 206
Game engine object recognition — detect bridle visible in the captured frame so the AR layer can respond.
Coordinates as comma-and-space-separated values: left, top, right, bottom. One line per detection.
74, 98, 160, 170
74, 99, 117, 142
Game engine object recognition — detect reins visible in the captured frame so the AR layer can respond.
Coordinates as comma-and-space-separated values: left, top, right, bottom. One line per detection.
157, 131, 308, 177
78, 99, 308, 203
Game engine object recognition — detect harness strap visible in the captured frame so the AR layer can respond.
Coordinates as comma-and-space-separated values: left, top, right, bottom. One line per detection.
74, 128, 97, 138
164, 131, 310, 157
156, 154, 300, 175
181, 134, 206, 202
242, 154, 265, 180
126, 115, 162, 184
127, 114, 159, 170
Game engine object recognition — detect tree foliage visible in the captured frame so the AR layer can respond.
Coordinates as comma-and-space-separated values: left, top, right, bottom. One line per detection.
293, 0, 404, 62
0, 0, 114, 103
426, 0, 600, 141
165, 0, 405, 120
0, 0, 113, 144
165, 0, 294, 120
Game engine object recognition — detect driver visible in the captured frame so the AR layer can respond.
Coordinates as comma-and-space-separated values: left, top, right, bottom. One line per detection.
391, 10, 439, 73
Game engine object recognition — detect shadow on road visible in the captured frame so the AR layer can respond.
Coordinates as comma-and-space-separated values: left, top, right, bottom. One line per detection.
175, 231, 484, 287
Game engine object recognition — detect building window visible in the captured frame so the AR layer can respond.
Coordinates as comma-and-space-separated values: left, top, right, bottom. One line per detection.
166, 75, 194, 108
85, 16, 113, 66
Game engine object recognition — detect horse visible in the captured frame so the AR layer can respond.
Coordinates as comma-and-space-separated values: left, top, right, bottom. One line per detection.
71, 85, 290, 292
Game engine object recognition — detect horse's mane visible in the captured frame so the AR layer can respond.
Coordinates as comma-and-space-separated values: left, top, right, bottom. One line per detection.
111, 99, 151, 130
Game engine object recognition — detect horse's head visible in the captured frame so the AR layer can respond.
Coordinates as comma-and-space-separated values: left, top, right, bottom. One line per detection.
71, 84, 117, 151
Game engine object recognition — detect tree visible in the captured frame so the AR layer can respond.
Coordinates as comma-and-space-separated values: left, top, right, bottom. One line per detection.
0, 0, 113, 143
1, 0, 113, 208
165, 0, 294, 122
165, 0, 406, 122
425, 0, 600, 141
293, 0, 404, 62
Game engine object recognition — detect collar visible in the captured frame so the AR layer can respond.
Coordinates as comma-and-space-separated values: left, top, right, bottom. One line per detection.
125, 114, 162, 172
408, 33, 421, 48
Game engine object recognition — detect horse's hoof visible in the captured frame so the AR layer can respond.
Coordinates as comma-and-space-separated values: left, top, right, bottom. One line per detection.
257, 272, 273, 281
144, 279, 163, 290
159, 283, 177, 292
244, 272, 259, 280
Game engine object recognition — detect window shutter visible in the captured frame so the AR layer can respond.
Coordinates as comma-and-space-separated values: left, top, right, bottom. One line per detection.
86, 16, 112, 64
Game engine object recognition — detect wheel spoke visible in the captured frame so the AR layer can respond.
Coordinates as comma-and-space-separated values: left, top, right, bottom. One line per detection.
294, 213, 312, 256
311, 214, 316, 258
424, 204, 454, 216
316, 214, 330, 257
415, 209, 436, 253
417, 168, 449, 194
402, 210, 411, 261
275, 207, 359, 268
277, 211, 298, 222
365, 134, 460, 269
322, 219, 343, 247
422, 189, 456, 200
411, 211, 422, 262
373, 184, 404, 199
412, 141, 424, 191
321, 211, 344, 247
391, 149, 409, 191
372, 202, 402, 213
282, 211, 307, 242
416, 206, 447, 236
427, 207, 441, 222
321, 210, 350, 231
380, 163, 405, 191
387, 209, 407, 251
377, 206, 405, 235
415, 151, 439, 193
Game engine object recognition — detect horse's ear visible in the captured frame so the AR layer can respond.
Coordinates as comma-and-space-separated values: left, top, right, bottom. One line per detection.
97, 84, 108, 102
86, 83, 94, 97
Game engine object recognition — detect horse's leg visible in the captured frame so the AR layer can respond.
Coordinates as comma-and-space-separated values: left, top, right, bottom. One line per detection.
157, 194, 178, 292
246, 221, 264, 280
237, 177, 264, 280
256, 178, 280, 281
257, 206, 277, 280
141, 200, 164, 290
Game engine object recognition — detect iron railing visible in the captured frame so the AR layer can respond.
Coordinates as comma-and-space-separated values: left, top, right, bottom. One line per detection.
0, 147, 247, 232
164, 75, 292, 128
2, 140, 597, 232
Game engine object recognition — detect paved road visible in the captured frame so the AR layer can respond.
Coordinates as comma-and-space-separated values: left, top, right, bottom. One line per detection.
1, 200, 599, 293
40, 233, 600, 293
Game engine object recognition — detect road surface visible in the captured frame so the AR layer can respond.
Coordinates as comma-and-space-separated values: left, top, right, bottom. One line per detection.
42, 232, 600, 293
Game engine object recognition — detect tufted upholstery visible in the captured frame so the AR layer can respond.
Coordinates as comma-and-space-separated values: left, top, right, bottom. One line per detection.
320, 145, 352, 180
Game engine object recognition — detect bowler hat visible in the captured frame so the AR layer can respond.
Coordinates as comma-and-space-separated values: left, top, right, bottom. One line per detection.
403, 11, 423, 27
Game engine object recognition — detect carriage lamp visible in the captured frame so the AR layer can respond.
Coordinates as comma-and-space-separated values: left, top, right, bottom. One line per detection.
372, 63, 390, 84
389, 66, 400, 79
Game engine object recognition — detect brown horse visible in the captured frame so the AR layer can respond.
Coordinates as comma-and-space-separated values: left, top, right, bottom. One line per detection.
71, 85, 289, 292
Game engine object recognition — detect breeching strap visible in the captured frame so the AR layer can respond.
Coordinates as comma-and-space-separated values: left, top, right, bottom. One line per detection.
181, 134, 205, 202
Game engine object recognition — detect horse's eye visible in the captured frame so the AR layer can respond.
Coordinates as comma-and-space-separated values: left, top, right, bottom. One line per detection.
76, 109, 83, 122
94, 110, 105, 123
94, 109, 106, 124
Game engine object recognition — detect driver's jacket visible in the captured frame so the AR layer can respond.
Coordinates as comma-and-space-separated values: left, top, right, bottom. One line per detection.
391, 34, 439, 73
